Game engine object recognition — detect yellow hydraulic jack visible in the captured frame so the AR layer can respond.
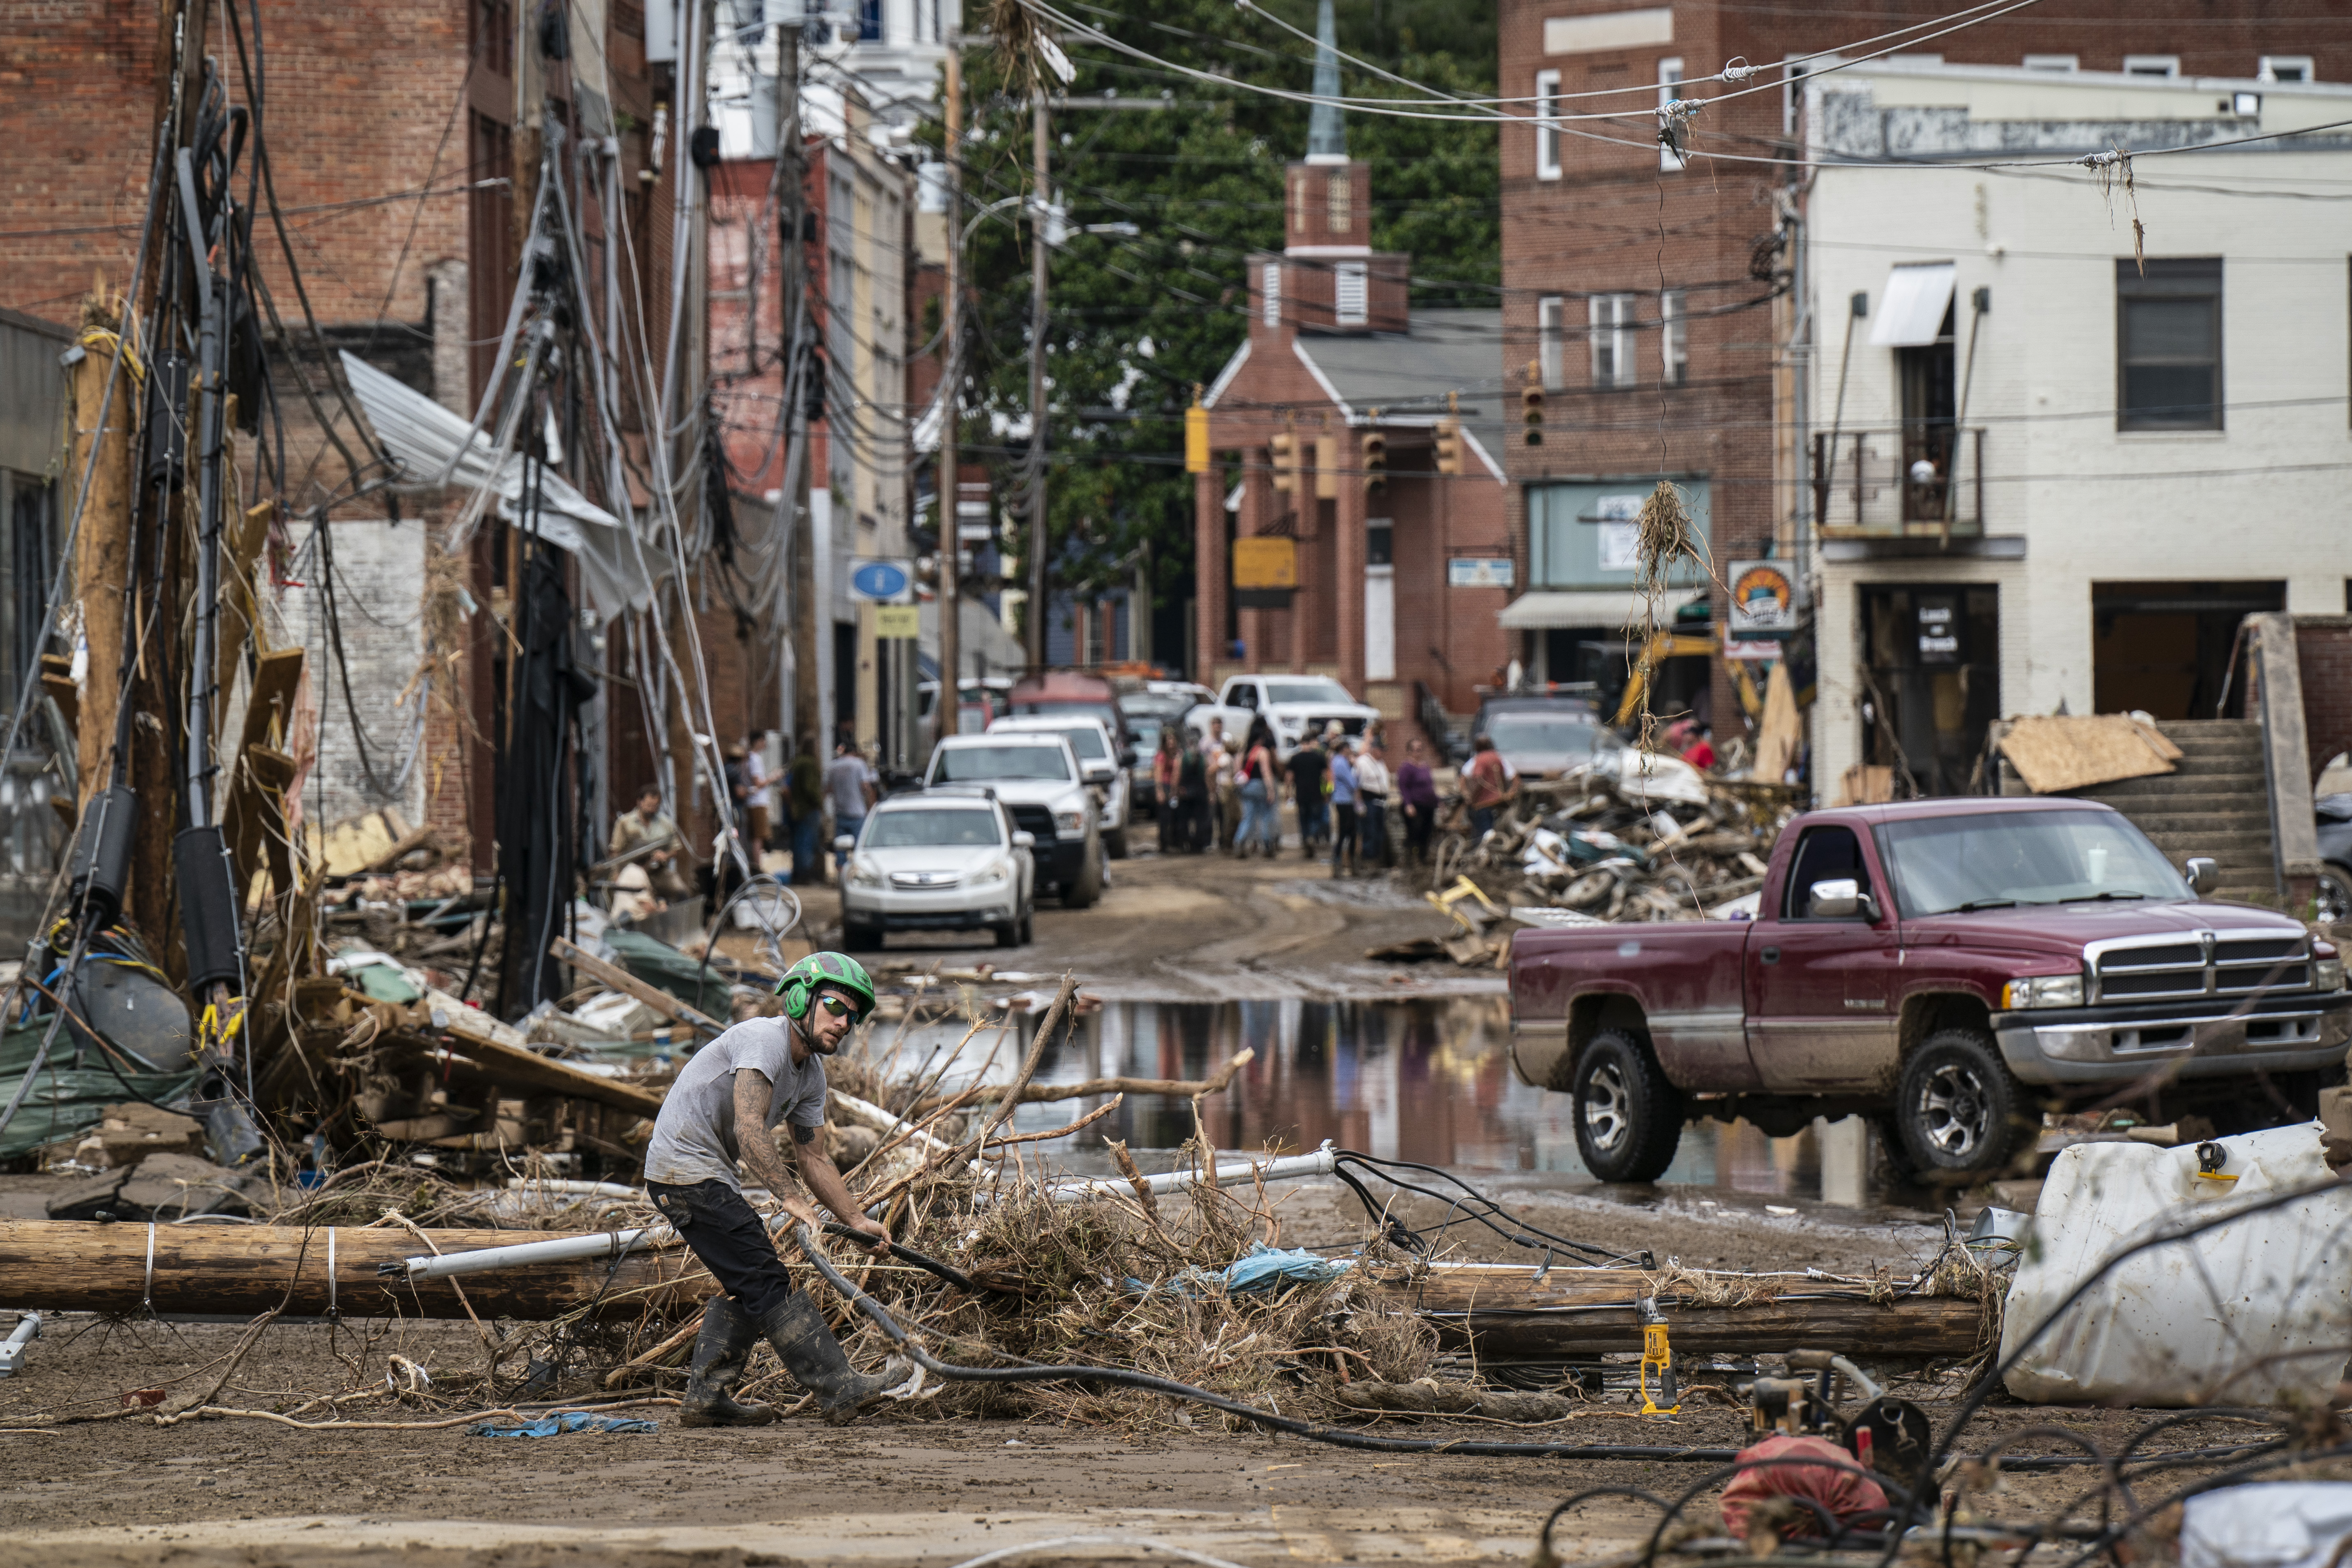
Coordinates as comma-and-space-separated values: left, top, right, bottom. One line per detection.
1426, 876, 1501, 932
1637, 1296, 1679, 1417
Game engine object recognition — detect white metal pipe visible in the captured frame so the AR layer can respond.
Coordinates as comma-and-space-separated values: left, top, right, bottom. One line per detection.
502, 1179, 645, 1200
1038, 1141, 1338, 1205
386, 1224, 671, 1282
0, 1311, 39, 1377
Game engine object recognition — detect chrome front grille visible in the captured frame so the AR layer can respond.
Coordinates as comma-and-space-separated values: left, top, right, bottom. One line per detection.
2089, 929, 2311, 1003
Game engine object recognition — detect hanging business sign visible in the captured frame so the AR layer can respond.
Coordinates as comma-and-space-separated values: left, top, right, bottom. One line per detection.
874, 604, 921, 640
1448, 557, 1514, 588
1726, 560, 1802, 637
848, 557, 913, 603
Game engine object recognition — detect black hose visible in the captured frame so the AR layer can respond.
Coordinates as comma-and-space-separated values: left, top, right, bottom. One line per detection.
1332, 1153, 1651, 1269
821, 1221, 1008, 1299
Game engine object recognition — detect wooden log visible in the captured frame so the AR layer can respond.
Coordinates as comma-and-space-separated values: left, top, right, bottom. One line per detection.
1358, 1263, 1993, 1359
0, 1221, 706, 1320
550, 935, 725, 1036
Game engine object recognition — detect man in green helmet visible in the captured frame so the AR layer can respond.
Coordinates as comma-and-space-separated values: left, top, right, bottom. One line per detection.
643, 951, 909, 1427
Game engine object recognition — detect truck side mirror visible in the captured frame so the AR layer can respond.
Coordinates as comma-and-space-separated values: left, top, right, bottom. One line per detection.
1809, 877, 1864, 918
2184, 856, 2218, 896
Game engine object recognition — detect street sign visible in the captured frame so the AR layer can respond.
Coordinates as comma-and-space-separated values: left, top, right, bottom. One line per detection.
874, 604, 920, 640
1448, 557, 1514, 588
848, 557, 913, 602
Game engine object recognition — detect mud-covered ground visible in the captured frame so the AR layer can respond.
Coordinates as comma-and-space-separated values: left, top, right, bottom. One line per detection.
0, 1184, 2300, 1566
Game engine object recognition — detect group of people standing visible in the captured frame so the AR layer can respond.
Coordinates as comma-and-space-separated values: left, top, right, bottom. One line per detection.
1148, 717, 1442, 877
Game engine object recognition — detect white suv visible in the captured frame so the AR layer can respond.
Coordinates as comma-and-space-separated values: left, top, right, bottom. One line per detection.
837, 789, 1036, 951
923, 733, 1105, 907
987, 713, 1132, 859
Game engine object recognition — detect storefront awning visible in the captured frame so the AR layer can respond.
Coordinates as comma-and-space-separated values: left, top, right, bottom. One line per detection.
1869, 262, 1956, 348
1497, 587, 1705, 630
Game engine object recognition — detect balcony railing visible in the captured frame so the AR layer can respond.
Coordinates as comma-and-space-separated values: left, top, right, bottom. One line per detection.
1811, 426, 1985, 537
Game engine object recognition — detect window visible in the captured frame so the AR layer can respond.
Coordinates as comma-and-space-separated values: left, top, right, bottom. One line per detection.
2116, 258, 2222, 430
1326, 171, 1351, 234
858, 0, 881, 41
2260, 56, 2313, 83
2122, 54, 2181, 78
1658, 57, 1685, 171
2022, 54, 2079, 72
1535, 69, 1562, 179
1538, 296, 1567, 387
1261, 261, 1281, 328
1590, 294, 1635, 388
1781, 826, 1874, 920
1334, 262, 1368, 326
1661, 289, 1687, 385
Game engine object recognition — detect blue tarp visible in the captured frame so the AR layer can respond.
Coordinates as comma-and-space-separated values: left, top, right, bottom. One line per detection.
466, 1410, 659, 1437
1127, 1242, 1355, 1299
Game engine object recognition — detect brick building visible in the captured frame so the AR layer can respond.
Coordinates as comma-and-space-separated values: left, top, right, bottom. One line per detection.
1496, 0, 2343, 745
1190, 21, 1512, 747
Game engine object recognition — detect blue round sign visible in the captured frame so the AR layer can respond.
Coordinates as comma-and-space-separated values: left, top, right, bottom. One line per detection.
850, 559, 911, 601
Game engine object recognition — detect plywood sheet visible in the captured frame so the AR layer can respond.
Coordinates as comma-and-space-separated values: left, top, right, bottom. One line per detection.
1998, 714, 2176, 795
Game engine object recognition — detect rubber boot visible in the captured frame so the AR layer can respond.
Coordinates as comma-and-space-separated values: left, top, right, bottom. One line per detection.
678, 1297, 777, 1428
759, 1293, 913, 1426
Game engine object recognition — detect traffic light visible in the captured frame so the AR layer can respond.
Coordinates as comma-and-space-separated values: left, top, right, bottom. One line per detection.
1314, 435, 1339, 500
1522, 358, 1544, 446
1270, 430, 1297, 494
1361, 429, 1388, 496
1434, 417, 1462, 476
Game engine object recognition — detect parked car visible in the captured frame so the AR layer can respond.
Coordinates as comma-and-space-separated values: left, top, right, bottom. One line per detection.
988, 714, 1132, 858
921, 733, 1103, 907
1189, 673, 1381, 760
2315, 793, 2352, 923
837, 789, 1036, 951
1508, 797, 2351, 1185
1004, 670, 1132, 755
1473, 690, 1617, 779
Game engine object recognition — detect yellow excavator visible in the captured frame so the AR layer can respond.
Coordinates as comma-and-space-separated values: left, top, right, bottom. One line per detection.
1610, 631, 1763, 728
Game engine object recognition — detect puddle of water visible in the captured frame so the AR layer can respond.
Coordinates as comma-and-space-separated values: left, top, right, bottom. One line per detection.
861, 996, 1833, 1201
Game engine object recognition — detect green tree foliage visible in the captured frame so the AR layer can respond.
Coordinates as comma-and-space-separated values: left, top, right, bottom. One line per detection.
936, 0, 1496, 635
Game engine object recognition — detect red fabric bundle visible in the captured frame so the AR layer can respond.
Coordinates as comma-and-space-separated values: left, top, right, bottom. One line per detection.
1718, 1434, 1890, 1541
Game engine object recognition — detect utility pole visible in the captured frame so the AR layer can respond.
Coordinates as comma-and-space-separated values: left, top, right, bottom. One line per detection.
1024, 93, 1050, 671
779, 19, 820, 758
934, 43, 962, 745
68, 285, 130, 811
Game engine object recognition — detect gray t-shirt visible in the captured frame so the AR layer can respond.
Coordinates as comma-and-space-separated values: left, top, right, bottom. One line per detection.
825, 754, 875, 820
643, 1018, 828, 1190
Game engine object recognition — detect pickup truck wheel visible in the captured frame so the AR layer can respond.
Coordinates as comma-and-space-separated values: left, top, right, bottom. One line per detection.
1895, 1029, 2032, 1183
1571, 1029, 1685, 1184
1062, 841, 1104, 909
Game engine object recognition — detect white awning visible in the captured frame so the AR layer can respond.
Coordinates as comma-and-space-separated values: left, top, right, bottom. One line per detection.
1869, 262, 1956, 348
1497, 587, 1705, 630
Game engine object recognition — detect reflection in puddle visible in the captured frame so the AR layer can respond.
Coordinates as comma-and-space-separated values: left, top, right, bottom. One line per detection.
867, 996, 1828, 1200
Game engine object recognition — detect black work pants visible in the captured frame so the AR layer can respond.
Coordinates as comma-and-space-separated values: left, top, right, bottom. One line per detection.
1332, 803, 1360, 867
647, 1178, 800, 1318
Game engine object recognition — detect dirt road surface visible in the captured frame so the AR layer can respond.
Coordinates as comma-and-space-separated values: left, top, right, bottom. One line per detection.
765, 842, 1496, 1002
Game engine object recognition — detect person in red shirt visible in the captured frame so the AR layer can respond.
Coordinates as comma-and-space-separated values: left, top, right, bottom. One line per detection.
1462, 735, 1514, 841
1681, 722, 1717, 772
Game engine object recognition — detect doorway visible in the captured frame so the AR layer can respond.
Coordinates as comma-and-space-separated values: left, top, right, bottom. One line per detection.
2091, 581, 2282, 719
1896, 297, 1956, 523
1859, 584, 2000, 796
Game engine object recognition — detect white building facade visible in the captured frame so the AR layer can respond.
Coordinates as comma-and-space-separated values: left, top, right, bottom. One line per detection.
1799, 61, 2352, 796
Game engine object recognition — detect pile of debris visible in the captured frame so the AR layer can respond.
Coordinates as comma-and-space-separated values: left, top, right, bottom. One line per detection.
1381, 766, 1801, 967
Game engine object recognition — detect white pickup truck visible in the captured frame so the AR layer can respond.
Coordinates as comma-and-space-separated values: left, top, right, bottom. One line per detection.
1188, 674, 1383, 759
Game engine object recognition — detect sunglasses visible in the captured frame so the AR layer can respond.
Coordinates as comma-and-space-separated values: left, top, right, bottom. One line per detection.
815, 992, 860, 1020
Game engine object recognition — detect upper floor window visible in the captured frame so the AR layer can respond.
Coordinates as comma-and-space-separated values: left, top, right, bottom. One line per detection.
1662, 289, 1688, 385
1538, 296, 1566, 387
1327, 171, 1351, 234
1335, 263, 1368, 326
1535, 70, 1562, 180
858, 0, 883, 41
2116, 258, 2222, 431
1261, 261, 1282, 328
2022, 54, 2079, 72
1591, 294, 1635, 389
2122, 54, 2180, 78
1658, 57, 1686, 172
2260, 56, 2313, 83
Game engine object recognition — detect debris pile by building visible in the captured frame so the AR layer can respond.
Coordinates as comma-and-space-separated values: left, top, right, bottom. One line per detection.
1382, 765, 1802, 966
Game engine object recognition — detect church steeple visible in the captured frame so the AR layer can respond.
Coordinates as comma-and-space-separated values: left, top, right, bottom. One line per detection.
1306, 0, 1346, 166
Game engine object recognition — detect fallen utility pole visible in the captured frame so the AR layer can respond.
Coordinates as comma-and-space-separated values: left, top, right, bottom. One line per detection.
0, 1221, 705, 1321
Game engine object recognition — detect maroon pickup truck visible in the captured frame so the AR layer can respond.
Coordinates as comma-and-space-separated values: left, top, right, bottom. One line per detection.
1508, 797, 2351, 1183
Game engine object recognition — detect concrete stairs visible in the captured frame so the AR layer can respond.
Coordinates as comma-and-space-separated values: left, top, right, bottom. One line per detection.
2067, 719, 2280, 905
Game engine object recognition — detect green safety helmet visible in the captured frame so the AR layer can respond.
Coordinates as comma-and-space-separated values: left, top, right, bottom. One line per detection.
777, 951, 877, 1024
